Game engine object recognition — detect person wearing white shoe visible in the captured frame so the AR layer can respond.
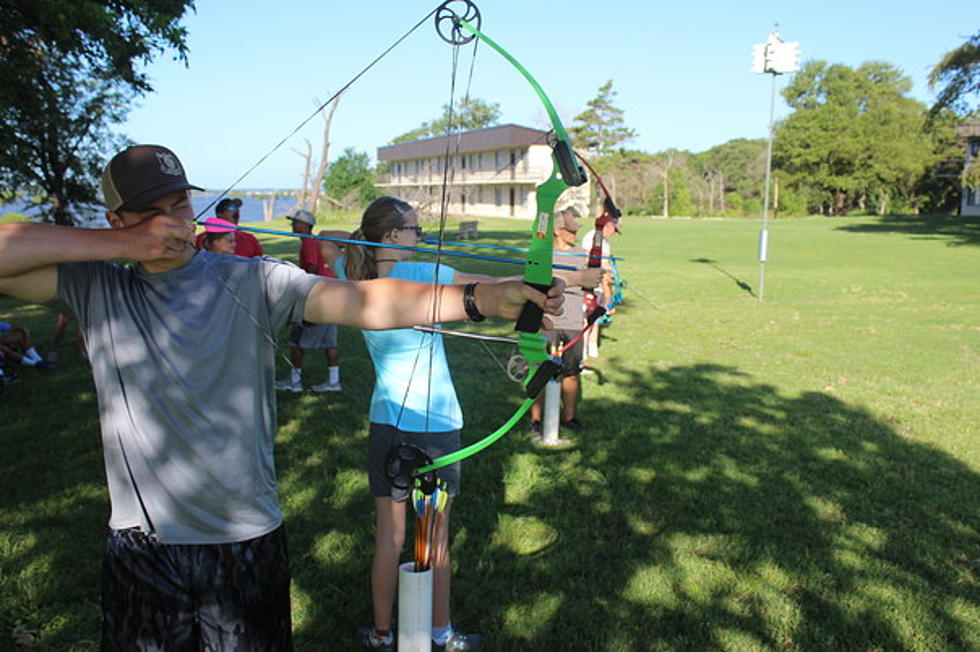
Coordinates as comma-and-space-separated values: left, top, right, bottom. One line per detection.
0, 145, 563, 650
274, 210, 342, 394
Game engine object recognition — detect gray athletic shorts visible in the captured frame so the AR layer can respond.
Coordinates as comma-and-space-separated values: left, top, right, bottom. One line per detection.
288, 322, 337, 349
368, 423, 462, 501
545, 328, 584, 376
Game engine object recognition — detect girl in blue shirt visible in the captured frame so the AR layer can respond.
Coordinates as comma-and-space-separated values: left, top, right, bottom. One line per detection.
328, 196, 485, 650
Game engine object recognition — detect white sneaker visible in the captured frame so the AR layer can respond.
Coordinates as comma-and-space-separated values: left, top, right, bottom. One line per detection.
275, 378, 303, 392
311, 380, 342, 392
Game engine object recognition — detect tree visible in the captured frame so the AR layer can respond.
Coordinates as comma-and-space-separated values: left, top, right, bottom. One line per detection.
695, 139, 767, 214
592, 149, 658, 215
774, 61, 934, 215
0, 0, 194, 224
294, 94, 342, 213
1, 0, 193, 94
391, 97, 501, 143
570, 80, 637, 155
322, 148, 379, 207
647, 150, 693, 217
929, 30, 980, 116
0, 64, 131, 224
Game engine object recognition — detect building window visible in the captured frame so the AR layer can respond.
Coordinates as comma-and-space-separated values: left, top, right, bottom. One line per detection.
478, 152, 485, 170
970, 141, 980, 159
495, 187, 502, 206
495, 151, 503, 169
967, 189, 979, 206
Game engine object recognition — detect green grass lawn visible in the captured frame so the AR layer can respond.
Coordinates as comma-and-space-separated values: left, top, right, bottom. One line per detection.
1, 213, 978, 650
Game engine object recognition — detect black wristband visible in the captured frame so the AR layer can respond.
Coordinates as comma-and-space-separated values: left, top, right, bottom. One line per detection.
463, 282, 485, 322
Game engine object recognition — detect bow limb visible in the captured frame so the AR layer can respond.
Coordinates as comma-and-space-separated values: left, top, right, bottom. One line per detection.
453, 16, 586, 400
415, 7, 587, 474
551, 153, 624, 357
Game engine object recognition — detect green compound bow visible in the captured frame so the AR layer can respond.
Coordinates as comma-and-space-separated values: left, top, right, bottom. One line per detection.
408, 0, 588, 477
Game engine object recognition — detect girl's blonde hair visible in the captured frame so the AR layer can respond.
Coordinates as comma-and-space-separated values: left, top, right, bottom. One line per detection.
344, 196, 413, 281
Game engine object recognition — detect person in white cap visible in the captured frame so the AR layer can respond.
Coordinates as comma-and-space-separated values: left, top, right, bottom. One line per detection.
275, 209, 342, 392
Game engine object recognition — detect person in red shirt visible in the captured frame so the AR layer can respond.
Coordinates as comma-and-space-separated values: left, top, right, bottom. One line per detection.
275, 210, 341, 392
194, 197, 264, 257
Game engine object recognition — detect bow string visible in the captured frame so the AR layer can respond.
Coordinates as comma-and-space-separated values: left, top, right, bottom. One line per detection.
415, 0, 587, 475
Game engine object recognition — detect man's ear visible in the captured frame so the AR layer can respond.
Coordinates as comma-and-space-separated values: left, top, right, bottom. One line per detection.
105, 210, 125, 229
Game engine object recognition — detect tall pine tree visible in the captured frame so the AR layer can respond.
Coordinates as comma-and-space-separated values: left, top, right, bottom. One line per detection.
570, 80, 636, 155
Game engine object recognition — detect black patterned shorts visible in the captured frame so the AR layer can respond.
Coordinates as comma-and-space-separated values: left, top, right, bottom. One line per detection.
101, 525, 293, 651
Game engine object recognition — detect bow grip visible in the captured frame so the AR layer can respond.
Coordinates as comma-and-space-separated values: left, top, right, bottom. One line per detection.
524, 358, 563, 399
514, 281, 552, 333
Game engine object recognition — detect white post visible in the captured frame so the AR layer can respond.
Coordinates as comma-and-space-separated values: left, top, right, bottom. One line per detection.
542, 378, 561, 444
759, 72, 776, 301
751, 29, 801, 302
398, 562, 432, 652
534, 378, 571, 446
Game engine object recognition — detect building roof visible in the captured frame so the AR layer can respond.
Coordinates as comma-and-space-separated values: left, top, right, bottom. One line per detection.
377, 123, 551, 161
956, 120, 980, 138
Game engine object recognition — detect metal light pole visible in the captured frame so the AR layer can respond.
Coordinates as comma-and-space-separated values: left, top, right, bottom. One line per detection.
751, 29, 800, 301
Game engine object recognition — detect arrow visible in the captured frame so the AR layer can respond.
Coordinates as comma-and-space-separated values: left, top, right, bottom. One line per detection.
420, 237, 624, 261
199, 217, 579, 270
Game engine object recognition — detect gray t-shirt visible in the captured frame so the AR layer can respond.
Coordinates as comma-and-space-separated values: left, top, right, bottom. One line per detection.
550, 246, 587, 331
58, 250, 320, 544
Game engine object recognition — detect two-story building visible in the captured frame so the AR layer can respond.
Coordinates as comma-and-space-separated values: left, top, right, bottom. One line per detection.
957, 120, 980, 217
375, 124, 589, 219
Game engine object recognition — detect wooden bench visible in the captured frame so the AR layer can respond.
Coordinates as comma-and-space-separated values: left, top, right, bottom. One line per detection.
456, 220, 479, 240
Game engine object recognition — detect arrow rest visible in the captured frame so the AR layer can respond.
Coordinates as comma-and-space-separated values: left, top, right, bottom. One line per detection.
435, 0, 482, 45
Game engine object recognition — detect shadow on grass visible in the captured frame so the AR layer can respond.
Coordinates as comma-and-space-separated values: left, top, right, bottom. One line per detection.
690, 258, 755, 296
286, 352, 979, 649
2, 313, 977, 650
835, 213, 980, 247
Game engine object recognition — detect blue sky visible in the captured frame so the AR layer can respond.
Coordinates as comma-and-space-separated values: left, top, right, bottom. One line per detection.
120, 0, 977, 189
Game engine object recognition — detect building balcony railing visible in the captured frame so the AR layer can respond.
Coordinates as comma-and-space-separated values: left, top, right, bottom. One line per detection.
377, 166, 548, 186
934, 159, 965, 179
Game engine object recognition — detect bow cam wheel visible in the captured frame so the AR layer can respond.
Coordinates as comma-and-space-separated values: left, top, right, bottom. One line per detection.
435, 0, 481, 45
506, 353, 530, 383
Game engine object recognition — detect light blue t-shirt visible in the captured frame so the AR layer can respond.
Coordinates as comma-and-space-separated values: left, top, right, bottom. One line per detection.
337, 260, 462, 432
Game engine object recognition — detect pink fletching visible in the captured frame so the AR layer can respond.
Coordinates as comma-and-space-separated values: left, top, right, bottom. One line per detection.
201, 217, 236, 233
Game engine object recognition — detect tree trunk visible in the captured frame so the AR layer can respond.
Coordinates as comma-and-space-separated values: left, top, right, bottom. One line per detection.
773, 177, 779, 218
294, 140, 313, 210
310, 93, 342, 213
662, 169, 670, 218
833, 191, 846, 216
719, 172, 726, 213
263, 195, 276, 222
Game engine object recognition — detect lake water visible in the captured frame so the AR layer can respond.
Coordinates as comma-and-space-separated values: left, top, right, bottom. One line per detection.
1, 192, 300, 224
192, 193, 300, 223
